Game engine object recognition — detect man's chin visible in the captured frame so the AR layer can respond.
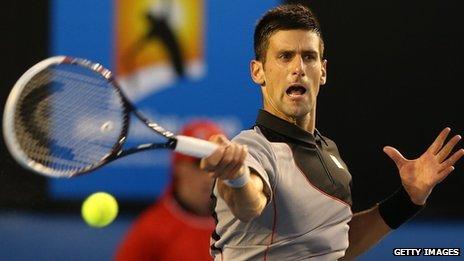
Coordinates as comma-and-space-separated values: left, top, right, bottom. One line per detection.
283, 107, 311, 119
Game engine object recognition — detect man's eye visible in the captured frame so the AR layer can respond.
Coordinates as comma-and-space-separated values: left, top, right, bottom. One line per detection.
303, 55, 316, 61
279, 53, 292, 60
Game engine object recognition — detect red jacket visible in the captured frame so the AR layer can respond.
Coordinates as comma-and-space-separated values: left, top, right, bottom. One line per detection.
116, 190, 215, 261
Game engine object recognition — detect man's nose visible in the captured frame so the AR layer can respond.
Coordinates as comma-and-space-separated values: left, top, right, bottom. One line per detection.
291, 56, 305, 77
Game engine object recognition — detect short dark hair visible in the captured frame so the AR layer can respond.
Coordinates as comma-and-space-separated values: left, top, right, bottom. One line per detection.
254, 4, 324, 62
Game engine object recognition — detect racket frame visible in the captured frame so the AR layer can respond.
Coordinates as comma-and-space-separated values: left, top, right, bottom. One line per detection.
3, 56, 178, 177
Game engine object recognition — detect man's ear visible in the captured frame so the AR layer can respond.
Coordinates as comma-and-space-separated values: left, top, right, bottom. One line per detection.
250, 60, 265, 86
320, 59, 327, 85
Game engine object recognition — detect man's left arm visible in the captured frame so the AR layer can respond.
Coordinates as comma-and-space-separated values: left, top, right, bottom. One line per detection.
342, 205, 390, 260
343, 128, 464, 260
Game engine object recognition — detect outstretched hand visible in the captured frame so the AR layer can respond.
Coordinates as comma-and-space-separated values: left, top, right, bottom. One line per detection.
200, 134, 248, 181
383, 128, 464, 205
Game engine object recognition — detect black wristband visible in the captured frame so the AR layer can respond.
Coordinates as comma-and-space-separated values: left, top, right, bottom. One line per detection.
378, 186, 425, 229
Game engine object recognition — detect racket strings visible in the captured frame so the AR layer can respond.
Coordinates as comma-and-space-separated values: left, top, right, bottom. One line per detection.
13, 64, 127, 176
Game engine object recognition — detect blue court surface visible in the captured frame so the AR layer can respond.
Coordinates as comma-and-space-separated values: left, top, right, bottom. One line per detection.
0, 211, 462, 260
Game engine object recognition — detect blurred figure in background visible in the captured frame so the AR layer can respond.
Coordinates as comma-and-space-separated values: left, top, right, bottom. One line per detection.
116, 120, 225, 261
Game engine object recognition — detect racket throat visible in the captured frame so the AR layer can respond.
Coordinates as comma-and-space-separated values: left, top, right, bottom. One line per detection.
114, 139, 177, 159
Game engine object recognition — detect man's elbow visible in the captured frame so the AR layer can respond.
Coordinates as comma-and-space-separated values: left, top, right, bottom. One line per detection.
234, 208, 263, 223
232, 199, 266, 222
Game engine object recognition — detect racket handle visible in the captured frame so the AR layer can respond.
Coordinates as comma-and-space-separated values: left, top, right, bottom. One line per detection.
174, 135, 218, 158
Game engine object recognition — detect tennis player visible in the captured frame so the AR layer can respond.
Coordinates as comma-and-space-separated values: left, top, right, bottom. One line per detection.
201, 4, 464, 260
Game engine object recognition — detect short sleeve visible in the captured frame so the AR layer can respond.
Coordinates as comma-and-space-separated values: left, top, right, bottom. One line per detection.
232, 128, 277, 202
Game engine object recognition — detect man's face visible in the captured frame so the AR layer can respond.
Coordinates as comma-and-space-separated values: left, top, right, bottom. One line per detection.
252, 30, 327, 122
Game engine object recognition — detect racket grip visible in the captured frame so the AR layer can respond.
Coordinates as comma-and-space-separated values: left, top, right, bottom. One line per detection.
174, 135, 218, 158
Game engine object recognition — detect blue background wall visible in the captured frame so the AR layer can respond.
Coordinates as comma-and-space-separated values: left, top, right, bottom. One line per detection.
1, 0, 463, 260
48, 0, 278, 200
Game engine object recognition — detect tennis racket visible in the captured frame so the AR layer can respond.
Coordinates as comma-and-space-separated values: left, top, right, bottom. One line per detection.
2, 56, 218, 178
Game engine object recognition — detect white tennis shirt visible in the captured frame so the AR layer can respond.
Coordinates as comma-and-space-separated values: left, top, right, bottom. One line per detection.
211, 110, 353, 260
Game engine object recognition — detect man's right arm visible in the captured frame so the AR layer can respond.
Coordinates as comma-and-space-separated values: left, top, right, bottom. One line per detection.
217, 169, 268, 222
201, 135, 269, 222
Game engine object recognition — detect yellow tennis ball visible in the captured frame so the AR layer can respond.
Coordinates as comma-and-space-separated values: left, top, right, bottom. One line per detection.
81, 192, 118, 228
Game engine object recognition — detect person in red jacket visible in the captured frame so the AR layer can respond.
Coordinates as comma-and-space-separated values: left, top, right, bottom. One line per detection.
116, 120, 225, 261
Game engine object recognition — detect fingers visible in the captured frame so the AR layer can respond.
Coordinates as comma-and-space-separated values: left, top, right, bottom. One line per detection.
213, 144, 239, 177
200, 145, 226, 172
200, 135, 230, 171
210, 134, 231, 146
224, 146, 248, 178
383, 146, 407, 168
200, 135, 248, 180
216, 145, 245, 179
436, 135, 462, 162
427, 127, 451, 155
439, 149, 464, 172
437, 166, 455, 183
213, 144, 248, 180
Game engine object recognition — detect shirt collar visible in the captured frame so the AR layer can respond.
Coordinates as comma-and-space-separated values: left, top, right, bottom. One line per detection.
255, 109, 325, 147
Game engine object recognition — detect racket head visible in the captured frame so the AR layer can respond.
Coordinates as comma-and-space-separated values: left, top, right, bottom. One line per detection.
2, 56, 130, 177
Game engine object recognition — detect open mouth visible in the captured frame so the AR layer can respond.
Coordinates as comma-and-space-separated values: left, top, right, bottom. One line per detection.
286, 85, 307, 97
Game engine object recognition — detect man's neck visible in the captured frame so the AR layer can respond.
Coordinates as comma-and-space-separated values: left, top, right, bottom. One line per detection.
263, 107, 316, 133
